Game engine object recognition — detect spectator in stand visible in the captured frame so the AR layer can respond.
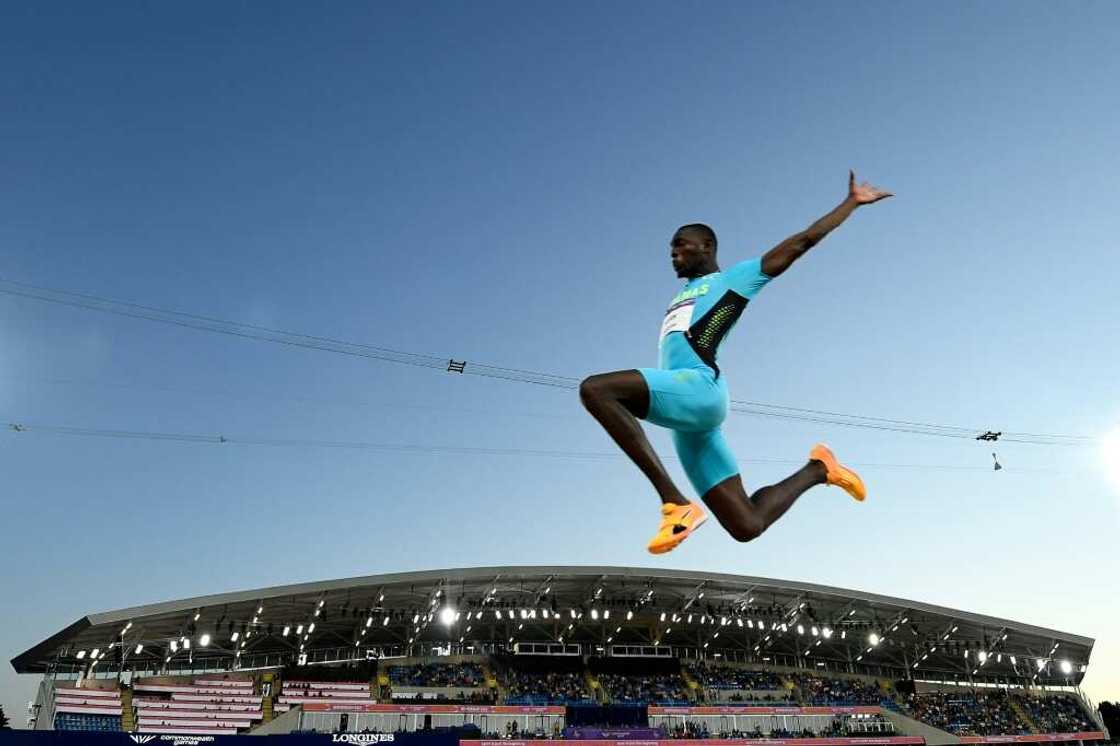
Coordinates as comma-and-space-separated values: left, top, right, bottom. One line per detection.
503, 670, 590, 705
788, 673, 882, 705
388, 662, 484, 688
598, 673, 690, 704
1013, 694, 1096, 733
907, 689, 1030, 736
687, 662, 783, 691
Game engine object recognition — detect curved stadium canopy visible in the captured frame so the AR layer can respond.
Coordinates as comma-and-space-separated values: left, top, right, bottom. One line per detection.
11, 565, 1093, 687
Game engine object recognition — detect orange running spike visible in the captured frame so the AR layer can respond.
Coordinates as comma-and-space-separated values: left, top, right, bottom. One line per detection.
647, 501, 709, 554
810, 443, 867, 502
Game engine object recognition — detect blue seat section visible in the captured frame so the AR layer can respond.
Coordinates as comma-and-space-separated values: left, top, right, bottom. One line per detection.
54, 713, 123, 732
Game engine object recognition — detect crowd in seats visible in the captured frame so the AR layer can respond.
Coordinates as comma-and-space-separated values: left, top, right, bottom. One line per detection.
588, 657, 690, 705
907, 690, 1029, 736
597, 673, 690, 705
1014, 694, 1097, 733
494, 654, 592, 705
503, 670, 591, 705
133, 677, 261, 735
686, 662, 784, 691
388, 662, 484, 688
788, 674, 883, 705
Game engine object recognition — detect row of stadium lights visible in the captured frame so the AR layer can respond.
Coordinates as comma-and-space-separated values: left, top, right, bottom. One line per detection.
72, 595, 1085, 679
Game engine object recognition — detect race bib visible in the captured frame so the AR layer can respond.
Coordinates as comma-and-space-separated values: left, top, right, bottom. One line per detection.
659, 300, 694, 342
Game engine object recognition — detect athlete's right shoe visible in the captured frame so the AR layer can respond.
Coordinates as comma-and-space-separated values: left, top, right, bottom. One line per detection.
810, 443, 867, 502
647, 501, 708, 554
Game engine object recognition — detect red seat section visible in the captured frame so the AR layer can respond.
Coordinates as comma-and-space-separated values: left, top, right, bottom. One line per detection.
279, 679, 374, 708
132, 677, 261, 735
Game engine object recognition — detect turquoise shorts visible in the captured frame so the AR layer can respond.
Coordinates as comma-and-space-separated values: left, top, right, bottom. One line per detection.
637, 366, 737, 497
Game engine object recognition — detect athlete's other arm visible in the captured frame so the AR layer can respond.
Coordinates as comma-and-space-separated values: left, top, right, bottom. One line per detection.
760, 170, 892, 278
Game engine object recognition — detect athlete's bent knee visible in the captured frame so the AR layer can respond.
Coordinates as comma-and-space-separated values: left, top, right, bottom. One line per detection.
579, 375, 609, 410
728, 515, 765, 543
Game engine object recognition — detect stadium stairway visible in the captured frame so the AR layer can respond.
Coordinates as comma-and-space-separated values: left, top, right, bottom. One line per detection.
120, 687, 135, 732
376, 670, 391, 701
681, 667, 701, 701
480, 659, 504, 702
1010, 697, 1040, 734
585, 670, 608, 704
261, 692, 273, 723
788, 676, 807, 705
261, 672, 276, 723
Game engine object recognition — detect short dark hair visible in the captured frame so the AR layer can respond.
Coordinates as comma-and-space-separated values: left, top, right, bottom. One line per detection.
677, 223, 718, 250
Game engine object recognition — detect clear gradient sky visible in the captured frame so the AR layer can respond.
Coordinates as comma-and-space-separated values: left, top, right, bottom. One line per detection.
2, 0, 1119, 726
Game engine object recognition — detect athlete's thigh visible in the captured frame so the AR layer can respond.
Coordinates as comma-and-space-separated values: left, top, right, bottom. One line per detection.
639, 368, 726, 431
581, 369, 651, 418
671, 427, 740, 498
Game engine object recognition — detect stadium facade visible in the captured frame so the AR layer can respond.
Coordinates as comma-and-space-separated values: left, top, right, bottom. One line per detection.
8, 566, 1107, 744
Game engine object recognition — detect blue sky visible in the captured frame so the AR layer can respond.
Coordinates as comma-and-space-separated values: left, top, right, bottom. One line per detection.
2, 0, 1119, 724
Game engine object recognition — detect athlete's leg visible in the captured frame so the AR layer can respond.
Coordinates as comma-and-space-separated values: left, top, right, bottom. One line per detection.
673, 427, 828, 543
579, 370, 689, 506
701, 466, 826, 542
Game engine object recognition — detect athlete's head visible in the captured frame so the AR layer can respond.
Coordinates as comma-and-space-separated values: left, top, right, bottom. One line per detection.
670, 223, 718, 278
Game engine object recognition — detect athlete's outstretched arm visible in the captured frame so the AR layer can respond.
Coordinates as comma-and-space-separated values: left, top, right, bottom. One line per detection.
760, 170, 892, 278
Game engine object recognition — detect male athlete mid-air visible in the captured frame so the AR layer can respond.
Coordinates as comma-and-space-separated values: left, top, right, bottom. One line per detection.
580, 171, 892, 554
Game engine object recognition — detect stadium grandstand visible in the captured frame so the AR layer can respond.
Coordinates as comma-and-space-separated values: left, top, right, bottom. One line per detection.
8, 566, 1109, 745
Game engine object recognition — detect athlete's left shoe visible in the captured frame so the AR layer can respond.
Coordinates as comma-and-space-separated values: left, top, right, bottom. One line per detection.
647, 501, 708, 554
810, 443, 867, 502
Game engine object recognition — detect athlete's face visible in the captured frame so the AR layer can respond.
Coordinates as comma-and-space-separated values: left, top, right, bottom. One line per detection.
670, 231, 712, 278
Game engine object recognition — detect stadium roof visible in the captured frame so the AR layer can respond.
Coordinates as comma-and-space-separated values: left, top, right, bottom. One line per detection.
11, 565, 1094, 686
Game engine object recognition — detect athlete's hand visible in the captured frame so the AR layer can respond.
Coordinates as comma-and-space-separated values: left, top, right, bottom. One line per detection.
848, 170, 893, 205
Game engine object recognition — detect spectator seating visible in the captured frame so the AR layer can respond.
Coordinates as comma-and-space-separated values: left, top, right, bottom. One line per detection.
686, 662, 793, 704
687, 662, 784, 691
906, 689, 1029, 736
54, 712, 123, 732
133, 677, 262, 735
1013, 693, 1097, 733
504, 669, 591, 705
588, 657, 690, 705
788, 674, 884, 706
496, 655, 591, 705
387, 662, 484, 688
597, 673, 690, 705
53, 685, 122, 731
278, 679, 374, 713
